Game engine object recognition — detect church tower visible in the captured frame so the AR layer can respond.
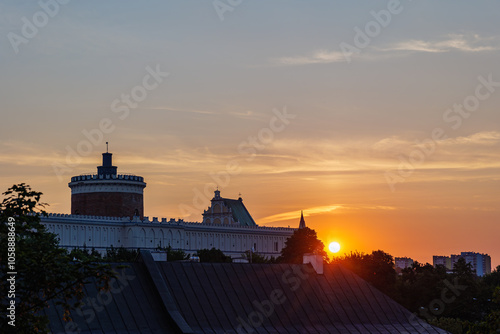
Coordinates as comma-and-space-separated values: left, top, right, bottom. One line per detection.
68, 145, 146, 218
299, 210, 306, 229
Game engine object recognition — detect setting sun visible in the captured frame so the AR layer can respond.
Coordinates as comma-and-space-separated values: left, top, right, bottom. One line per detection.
329, 242, 341, 253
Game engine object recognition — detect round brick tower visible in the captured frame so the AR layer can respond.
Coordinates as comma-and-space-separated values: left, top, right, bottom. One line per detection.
69, 149, 146, 218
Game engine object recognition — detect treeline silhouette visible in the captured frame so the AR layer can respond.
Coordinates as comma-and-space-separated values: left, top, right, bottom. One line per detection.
333, 250, 500, 333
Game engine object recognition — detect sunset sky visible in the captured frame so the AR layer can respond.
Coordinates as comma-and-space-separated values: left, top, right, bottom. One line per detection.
1, 1, 499, 267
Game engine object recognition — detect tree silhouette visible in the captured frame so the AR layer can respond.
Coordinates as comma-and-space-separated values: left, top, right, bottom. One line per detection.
398, 261, 447, 313
444, 257, 479, 321
278, 227, 328, 264
0, 184, 114, 333
155, 245, 189, 262
333, 250, 396, 296
196, 247, 232, 263
244, 250, 276, 264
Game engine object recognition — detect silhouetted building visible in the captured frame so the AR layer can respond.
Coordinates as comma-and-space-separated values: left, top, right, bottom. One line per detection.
395, 257, 414, 270
453, 252, 491, 277
433, 255, 453, 272
43, 149, 295, 258
202, 189, 256, 226
69, 147, 146, 219
433, 252, 491, 276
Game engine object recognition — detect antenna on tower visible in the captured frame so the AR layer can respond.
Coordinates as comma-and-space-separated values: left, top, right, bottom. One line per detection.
106, 142, 109, 153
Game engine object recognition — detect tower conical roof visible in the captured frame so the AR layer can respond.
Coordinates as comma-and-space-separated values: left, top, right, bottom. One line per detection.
299, 211, 306, 229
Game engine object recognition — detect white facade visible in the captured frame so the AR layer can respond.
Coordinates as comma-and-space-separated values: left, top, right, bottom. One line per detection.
41, 213, 295, 258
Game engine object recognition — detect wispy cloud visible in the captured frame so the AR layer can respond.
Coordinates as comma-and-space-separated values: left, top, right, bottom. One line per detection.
147, 106, 217, 115
226, 110, 269, 121
372, 131, 500, 154
384, 34, 499, 53
0, 141, 61, 166
259, 205, 343, 224
246, 131, 500, 175
259, 204, 396, 225
272, 34, 498, 67
273, 50, 347, 66
3, 131, 500, 186
439, 131, 500, 146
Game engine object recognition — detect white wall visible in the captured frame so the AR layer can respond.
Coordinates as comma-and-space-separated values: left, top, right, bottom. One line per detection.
41, 214, 294, 258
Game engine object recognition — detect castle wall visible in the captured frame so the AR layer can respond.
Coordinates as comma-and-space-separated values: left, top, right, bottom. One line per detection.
61, 152, 292, 260
42, 214, 294, 259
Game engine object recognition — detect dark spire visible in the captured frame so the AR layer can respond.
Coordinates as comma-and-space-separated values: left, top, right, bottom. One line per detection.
97, 144, 117, 176
299, 210, 306, 229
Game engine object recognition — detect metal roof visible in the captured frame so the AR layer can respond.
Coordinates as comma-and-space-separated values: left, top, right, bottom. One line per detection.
44, 262, 178, 334
156, 261, 448, 334
44, 252, 450, 333
222, 198, 257, 227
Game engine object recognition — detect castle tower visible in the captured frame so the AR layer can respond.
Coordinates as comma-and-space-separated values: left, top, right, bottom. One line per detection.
69, 147, 146, 218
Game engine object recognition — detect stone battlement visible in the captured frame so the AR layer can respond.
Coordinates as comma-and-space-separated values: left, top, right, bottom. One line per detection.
71, 174, 145, 182
41, 213, 296, 232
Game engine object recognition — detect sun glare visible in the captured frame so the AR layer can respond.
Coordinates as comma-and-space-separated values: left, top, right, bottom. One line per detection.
329, 241, 341, 253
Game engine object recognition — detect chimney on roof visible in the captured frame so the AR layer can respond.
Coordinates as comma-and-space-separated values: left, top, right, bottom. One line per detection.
303, 253, 323, 274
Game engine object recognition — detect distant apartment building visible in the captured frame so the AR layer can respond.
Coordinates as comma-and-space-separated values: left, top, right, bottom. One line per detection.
433, 255, 452, 271
433, 252, 491, 277
395, 257, 414, 271
454, 252, 491, 277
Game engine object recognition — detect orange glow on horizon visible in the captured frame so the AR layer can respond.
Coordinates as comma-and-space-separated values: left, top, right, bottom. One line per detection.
261, 210, 500, 269
2, 148, 499, 269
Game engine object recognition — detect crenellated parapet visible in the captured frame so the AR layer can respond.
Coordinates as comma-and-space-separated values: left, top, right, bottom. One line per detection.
40, 212, 294, 257
43, 212, 130, 222
71, 174, 145, 182
41, 213, 296, 233
69, 150, 146, 218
